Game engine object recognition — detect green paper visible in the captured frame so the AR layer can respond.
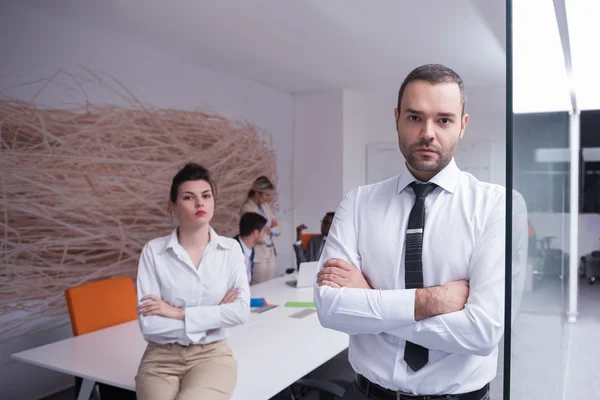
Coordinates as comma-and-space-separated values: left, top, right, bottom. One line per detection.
284, 301, 316, 308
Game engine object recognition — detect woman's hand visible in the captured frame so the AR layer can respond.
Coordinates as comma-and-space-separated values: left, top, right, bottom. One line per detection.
219, 288, 239, 304
138, 295, 184, 320
271, 218, 279, 228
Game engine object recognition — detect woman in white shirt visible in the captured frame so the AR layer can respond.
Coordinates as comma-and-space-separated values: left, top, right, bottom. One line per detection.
135, 163, 250, 400
240, 176, 280, 283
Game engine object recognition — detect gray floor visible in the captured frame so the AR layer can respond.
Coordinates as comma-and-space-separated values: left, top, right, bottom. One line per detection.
503, 276, 600, 399
43, 277, 600, 400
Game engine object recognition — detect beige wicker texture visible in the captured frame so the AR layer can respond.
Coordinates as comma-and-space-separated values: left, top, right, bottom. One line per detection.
0, 71, 277, 338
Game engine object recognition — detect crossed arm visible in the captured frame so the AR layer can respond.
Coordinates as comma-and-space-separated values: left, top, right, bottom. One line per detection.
137, 245, 250, 343
314, 189, 528, 357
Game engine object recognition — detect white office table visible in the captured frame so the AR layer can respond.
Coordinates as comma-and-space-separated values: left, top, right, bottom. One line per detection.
12, 276, 349, 400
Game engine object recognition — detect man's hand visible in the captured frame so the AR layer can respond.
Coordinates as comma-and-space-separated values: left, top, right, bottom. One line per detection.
138, 295, 184, 320
271, 218, 279, 228
219, 288, 239, 305
414, 280, 470, 321
296, 223, 307, 241
317, 259, 372, 289
438, 280, 470, 314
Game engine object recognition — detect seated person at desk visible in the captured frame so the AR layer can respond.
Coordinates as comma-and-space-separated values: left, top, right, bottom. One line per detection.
135, 163, 250, 400
294, 212, 335, 269
234, 212, 268, 285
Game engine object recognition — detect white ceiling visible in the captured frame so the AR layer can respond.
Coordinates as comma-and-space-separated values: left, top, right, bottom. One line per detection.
28, 0, 505, 93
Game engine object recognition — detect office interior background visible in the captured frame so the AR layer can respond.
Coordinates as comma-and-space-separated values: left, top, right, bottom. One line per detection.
0, 0, 598, 399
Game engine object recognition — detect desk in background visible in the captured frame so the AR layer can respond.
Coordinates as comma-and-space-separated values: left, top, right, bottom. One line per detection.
12, 276, 349, 400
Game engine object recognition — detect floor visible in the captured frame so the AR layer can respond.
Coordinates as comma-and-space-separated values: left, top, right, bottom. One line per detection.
501, 275, 600, 399
43, 277, 600, 400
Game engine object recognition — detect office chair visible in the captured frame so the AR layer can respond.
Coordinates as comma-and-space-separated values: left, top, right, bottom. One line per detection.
65, 276, 138, 400
288, 378, 350, 399
287, 233, 320, 274
582, 251, 600, 284
300, 233, 319, 252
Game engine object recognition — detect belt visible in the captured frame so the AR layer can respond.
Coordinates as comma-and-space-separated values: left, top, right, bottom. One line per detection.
355, 374, 489, 400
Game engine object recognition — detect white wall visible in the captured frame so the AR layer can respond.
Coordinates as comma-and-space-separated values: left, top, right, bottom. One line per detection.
0, 3, 294, 399
293, 90, 344, 234
292, 90, 369, 235
342, 91, 368, 194
292, 84, 507, 238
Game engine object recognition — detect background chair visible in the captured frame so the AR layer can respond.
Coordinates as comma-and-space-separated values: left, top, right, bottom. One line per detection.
287, 233, 320, 274
581, 251, 600, 284
291, 378, 350, 399
300, 233, 318, 252
65, 276, 138, 399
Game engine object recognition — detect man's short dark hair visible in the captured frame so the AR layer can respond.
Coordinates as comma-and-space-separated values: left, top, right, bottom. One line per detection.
239, 212, 268, 237
324, 212, 335, 220
397, 64, 466, 116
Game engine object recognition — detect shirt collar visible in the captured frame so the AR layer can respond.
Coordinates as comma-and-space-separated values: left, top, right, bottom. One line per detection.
396, 158, 460, 194
161, 226, 232, 253
239, 238, 252, 255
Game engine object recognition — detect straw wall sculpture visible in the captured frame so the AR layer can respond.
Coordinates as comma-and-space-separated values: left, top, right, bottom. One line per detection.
0, 70, 277, 338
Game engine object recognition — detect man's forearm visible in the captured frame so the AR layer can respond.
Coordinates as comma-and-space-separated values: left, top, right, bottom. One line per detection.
415, 280, 469, 320
414, 286, 442, 320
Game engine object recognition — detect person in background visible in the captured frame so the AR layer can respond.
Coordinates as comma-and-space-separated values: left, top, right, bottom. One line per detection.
240, 176, 280, 283
314, 64, 528, 400
294, 212, 335, 269
234, 212, 268, 285
136, 163, 249, 400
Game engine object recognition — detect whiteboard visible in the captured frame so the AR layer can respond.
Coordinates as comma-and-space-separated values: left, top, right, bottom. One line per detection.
366, 143, 404, 184
455, 139, 492, 182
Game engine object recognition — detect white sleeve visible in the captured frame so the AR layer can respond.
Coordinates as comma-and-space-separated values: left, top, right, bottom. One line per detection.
137, 244, 186, 342
385, 195, 519, 357
314, 188, 416, 335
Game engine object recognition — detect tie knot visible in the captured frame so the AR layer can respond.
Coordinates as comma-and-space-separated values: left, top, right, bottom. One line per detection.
410, 182, 437, 198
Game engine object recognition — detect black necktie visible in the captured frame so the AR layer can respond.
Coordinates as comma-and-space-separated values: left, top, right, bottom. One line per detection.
403, 182, 437, 372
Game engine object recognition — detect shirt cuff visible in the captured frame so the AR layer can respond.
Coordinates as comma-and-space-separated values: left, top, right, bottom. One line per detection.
294, 240, 302, 246
381, 288, 416, 330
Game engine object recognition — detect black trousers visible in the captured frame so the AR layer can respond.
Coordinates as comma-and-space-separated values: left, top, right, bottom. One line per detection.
342, 381, 490, 400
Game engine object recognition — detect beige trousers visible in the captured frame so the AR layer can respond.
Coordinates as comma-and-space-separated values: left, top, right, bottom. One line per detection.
135, 340, 237, 400
252, 244, 276, 284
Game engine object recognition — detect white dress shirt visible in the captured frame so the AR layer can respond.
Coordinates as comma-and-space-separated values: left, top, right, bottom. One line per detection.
238, 238, 253, 283
314, 159, 528, 395
137, 227, 250, 345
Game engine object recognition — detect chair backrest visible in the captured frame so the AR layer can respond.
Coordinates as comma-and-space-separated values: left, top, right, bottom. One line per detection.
65, 276, 138, 336
301, 233, 318, 251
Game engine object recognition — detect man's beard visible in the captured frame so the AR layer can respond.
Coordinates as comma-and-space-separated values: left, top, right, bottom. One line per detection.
401, 138, 453, 173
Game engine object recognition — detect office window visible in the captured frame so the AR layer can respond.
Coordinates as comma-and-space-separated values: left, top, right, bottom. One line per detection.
513, 112, 570, 213
581, 110, 600, 213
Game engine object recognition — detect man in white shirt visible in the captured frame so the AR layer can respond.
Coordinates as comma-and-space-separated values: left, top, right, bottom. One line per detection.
235, 212, 268, 285
314, 64, 528, 400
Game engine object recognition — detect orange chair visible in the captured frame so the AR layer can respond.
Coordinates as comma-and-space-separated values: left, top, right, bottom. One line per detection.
65, 276, 138, 399
65, 276, 138, 336
300, 233, 319, 252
